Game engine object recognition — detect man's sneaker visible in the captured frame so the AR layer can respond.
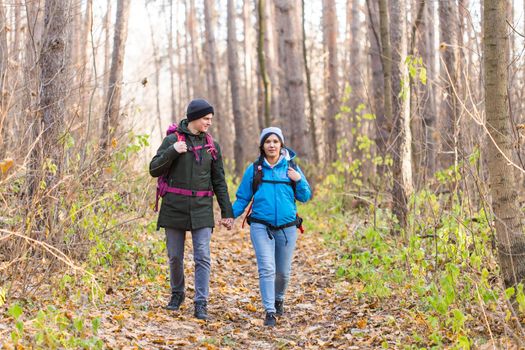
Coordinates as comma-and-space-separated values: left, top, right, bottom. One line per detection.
194, 301, 208, 320
275, 300, 284, 316
264, 312, 276, 326
165, 292, 185, 311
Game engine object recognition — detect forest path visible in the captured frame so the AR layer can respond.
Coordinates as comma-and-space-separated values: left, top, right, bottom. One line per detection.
97, 223, 409, 349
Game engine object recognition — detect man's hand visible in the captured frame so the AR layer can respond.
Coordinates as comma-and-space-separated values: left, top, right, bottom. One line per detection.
220, 218, 234, 230
173, 141, 188, 153
288, 167, 302, 182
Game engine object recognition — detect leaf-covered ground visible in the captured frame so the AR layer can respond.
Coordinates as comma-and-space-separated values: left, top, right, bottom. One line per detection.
84, 224, 419, 349
1, 217, 520, 349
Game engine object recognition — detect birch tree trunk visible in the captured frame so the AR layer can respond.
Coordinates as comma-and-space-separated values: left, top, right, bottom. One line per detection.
390, 0, 413, 232
484, 0, 525, 290
256, 0, 271, 127
274, 0, 310, 159
100, 0, 130, 151
228, 0, 246, 175
323, 0, 339, 164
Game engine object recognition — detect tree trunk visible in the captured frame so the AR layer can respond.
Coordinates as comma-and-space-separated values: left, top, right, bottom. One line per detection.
256, 0, 271, 127
348, 0, 367, 175
242, 0, 259, 158
274, 0, 310, 159
228, 0, 246, 176
365, 0, 386, 175
484, 0, 525, 290
390, 0, 413, 232
366, 0, 388, 175
146, 3, 163, 140
168, 0, 177, 119
103, 0, 112, 101
0, 4, 9, 157
302, 0, 318, 164
188, 0, 203, 97
264, 0, 279, 124
28, 0, 71, 234
183, 0, 192, 101
438, 1, 460, 170
203, 0, 233, 161
100, 0, 130, 151
25, 0, 44, 192
243, 0, 256, 125
409, 0, 426, 188
378, 0, 393, 167
422, 0, 437, 176
323, 0, 339, 164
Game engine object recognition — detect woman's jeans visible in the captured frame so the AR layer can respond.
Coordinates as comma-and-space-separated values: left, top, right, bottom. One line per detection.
165, 227, 212, 303
250, 222, 298, 313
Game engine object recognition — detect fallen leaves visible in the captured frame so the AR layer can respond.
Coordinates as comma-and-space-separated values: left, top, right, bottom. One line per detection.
4, 218, 515, 349
0, 157, 14, 174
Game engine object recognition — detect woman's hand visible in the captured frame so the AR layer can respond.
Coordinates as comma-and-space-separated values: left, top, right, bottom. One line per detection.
288, 167, 301, 182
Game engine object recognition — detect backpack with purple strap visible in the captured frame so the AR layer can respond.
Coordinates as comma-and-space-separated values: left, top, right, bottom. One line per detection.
154, 124, 218, 212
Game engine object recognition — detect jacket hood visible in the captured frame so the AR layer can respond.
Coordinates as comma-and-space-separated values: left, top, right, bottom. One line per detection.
262, 147, 296, 169
178, 119, 205, 138
284, 147, 296, 161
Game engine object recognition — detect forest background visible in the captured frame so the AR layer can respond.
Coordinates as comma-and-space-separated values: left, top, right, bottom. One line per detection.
1, 0, 525, 349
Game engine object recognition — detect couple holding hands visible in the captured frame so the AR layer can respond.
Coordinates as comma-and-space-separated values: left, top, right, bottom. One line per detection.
149, 98, 311, 327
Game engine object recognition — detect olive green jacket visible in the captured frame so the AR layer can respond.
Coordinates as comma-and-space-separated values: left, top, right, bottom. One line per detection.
149, 119, 233, 230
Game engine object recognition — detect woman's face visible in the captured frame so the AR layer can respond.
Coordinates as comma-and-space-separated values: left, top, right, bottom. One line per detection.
263, 134, 282, 158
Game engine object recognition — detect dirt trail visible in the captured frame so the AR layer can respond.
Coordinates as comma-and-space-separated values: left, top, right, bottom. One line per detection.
97, 224, 403, 349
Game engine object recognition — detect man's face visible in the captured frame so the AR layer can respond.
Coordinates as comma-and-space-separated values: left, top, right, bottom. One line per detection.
192, 113, 213, 133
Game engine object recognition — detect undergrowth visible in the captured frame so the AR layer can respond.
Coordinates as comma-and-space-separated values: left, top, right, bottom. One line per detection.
301, 159, 525, 349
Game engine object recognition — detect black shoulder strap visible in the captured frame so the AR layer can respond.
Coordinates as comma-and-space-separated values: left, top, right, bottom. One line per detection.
288, 159, 298, 195
252, 156, 264, 194
251, 157, 299, 196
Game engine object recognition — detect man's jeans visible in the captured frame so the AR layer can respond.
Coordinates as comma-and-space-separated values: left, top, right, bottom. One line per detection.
250, 223, 298, 313
165, 227, 212, 302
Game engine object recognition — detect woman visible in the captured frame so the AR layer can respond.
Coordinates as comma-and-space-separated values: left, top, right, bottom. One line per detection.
233, 127, 312, 326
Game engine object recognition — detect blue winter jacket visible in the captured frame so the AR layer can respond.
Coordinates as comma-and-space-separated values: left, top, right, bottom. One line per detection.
233, 149, 311, 227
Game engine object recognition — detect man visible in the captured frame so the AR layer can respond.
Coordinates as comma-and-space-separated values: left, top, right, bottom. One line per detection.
149, 98, 234, 320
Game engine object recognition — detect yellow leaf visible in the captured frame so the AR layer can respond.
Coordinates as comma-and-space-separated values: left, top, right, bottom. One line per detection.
245, 303, 257, 312
156, 274, 166, 282
0, 158, 14, 174
356, 318, 367, 329
111, 138, 118, 148
113, 313, 125, 322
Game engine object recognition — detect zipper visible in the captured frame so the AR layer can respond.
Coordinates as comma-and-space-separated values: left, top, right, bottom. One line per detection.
273, 167, 278, 227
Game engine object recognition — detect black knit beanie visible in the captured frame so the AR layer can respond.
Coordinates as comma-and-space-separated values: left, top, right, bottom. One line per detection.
186, 98, 214, 122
